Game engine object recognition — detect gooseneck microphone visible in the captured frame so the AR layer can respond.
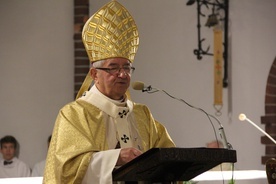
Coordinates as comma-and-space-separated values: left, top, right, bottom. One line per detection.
132, 81, 232, 149
239, 113, 276, 144
132, 81, 152, 92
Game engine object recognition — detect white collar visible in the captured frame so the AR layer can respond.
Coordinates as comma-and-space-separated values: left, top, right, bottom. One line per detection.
79, 85, 133, 118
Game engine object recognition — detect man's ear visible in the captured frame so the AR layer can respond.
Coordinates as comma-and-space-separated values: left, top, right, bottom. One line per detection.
90, 68, 97, 80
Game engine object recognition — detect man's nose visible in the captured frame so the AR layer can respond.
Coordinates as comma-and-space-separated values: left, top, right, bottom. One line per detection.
118, 69, 128, 77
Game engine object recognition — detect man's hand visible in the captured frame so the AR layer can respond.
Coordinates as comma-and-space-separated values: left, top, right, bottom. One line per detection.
116, 147, 143, 166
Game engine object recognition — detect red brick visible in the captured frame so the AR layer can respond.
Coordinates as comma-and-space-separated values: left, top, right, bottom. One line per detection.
74, 42, 85, 49
265, 105, 276, 114
74, 0, 88, 6
74, 16, 86, 24
265, 95, 276, 104
75, 67, 89, 74
264, 123, 276, 134
74, 84, 82, 92
262, 156, 276, 165
266, 145, 276, 154
75, 50, 88, 57
261, 136, 276, 144
266, 85, 276, 96
75, 59, 89, 65
261, 115, 276, 124
74, 33, 82, 40
74, 7, 89, 15
74, 75, 87, 83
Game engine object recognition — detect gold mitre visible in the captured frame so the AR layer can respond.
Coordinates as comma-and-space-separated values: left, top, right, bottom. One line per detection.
76, 0, 139, 99
82, 0, 139, 62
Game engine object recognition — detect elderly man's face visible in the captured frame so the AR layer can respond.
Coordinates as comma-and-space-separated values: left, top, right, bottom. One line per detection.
92, 58, 132, 100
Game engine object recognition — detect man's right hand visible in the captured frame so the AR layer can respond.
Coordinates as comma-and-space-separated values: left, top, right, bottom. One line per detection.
116, 147, 142, 166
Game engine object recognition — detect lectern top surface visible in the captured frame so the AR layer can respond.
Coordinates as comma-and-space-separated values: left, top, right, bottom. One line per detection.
113, 147, 237, 182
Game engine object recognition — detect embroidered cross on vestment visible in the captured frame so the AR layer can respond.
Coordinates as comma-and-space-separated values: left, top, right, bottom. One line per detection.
118, 110, 129, 118
121, 134, 130, 143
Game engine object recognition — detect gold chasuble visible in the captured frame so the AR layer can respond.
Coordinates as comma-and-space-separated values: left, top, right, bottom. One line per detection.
43, 86, 175, 183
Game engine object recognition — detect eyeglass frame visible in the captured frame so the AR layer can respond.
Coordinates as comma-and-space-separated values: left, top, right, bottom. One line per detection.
95, 66, 135, 75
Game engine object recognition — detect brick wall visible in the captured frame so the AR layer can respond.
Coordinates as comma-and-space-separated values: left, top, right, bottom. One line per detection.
261, 56, 276, 164
74, 0, 90, 98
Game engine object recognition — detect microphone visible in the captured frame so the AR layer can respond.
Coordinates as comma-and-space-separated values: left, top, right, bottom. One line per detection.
132, 81, 232, 149
239, 113, 276, 144
131, 81, 154, 92
132, 81, 145, 90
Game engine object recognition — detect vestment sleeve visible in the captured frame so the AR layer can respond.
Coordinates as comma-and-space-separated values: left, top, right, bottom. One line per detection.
133, 104, 176, 149
43, 101, 103, 183
82, 149, 120, 184
153, 120, 176, 148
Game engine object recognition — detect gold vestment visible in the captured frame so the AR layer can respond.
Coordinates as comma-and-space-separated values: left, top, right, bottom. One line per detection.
43, 98, 175, 183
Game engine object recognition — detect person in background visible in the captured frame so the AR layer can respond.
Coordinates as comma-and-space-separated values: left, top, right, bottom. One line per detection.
206, 140, 223, 149
31, 135, 51, 177
207, 140, 232, 171
0, 135, 31, 178
43, 1, 175, 183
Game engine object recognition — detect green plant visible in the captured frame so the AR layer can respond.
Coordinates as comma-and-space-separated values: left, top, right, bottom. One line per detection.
182, 181, 198, 184
228, 178, 235, 184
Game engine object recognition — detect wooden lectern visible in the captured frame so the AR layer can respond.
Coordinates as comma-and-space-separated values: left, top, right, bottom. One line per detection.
113, 147, 237, 182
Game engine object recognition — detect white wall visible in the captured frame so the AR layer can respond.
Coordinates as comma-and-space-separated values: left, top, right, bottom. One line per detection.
0, 0, 275, 174
0, 0, 74, 167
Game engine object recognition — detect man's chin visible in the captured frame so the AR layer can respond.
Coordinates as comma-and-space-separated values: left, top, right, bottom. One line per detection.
4, 157, 13, 161
116, 84, 129, 90
115, 89, 128, 97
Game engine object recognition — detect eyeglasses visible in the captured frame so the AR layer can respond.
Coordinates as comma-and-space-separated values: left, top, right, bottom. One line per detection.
95, 66, 135, 75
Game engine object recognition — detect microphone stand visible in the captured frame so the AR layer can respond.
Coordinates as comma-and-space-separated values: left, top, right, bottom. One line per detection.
142, 86, 233, 150
140, 84, 235, 184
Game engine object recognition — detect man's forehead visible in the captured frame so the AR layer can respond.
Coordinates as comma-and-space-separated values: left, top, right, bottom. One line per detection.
105, 58, 131, 65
